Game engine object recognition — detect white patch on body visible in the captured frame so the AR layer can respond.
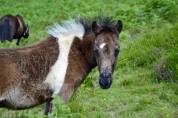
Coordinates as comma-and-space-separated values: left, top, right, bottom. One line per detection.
99, 43, 106, 49
45, 20, 84, 96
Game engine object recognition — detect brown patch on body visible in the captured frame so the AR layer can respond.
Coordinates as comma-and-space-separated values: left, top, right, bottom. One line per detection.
0, 37, 59, 109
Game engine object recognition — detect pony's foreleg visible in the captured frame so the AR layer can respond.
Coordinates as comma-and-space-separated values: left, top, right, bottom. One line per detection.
0, 99, 6, 108
44, 99, 54, 115
44, 83, 74, 115
59, 83, 75, 103
16, 38, 21, 45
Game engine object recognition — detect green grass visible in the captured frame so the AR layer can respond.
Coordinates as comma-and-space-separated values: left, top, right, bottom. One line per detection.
0, 0, 178, 117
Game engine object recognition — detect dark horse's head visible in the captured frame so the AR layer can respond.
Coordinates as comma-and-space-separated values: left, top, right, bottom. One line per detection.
16, 15, 29, 38
92, 19, 123, 89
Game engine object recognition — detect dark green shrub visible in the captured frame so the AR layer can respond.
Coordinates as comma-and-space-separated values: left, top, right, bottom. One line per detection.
143, 0, 178, 23
154, 51, 178, 82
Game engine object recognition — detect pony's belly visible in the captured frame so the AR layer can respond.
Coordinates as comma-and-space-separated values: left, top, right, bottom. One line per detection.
0, 82, 52, 109
1, 87, 38, 109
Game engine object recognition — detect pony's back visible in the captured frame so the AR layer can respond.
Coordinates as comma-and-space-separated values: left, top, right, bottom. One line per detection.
0, 16, 14, 41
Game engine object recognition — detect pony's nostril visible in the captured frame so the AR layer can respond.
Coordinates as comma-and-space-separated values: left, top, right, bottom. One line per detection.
100, 78, 107, 85
108, 73, 112, 78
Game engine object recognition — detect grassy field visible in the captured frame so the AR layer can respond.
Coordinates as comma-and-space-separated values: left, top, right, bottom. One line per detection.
0, 0, 178, 117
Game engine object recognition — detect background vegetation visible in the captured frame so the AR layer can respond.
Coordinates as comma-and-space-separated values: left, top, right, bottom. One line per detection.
0, 0, 178, 117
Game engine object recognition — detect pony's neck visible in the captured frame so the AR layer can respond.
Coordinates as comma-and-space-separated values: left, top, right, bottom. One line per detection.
59, 32, 97, 102
81, 32, 96, 71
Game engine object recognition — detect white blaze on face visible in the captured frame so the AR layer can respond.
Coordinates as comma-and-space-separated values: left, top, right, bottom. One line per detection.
45, 20, 84, 96
99, 43, 106, 49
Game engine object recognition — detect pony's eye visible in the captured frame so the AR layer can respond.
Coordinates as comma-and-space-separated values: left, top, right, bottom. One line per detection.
114, 48, 120, 56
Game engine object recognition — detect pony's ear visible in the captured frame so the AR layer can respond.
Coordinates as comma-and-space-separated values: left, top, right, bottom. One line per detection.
115, 20, 123, 33
92, 21, 102, 34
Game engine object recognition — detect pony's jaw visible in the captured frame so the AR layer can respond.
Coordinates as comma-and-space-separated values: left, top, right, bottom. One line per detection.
23, 33, 29, 38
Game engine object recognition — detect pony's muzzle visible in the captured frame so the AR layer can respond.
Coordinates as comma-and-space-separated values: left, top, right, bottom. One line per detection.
99, 72, 112, 89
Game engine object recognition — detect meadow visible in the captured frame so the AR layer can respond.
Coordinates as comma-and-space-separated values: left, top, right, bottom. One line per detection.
0, 0, 178, 117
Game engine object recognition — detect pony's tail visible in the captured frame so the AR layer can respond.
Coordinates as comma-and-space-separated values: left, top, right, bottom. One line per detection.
47, 20, 84, 42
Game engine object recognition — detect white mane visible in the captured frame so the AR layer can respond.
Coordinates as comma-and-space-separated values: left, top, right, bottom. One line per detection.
45, 20, 84, 95
47, 19, 84, 40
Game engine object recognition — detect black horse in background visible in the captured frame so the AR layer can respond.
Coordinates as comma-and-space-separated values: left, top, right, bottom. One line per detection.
0, 15, 29, 45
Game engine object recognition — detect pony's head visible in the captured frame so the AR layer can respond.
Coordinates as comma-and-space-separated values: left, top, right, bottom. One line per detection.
92, 19, 123, 89
16, 15, 29, 39
23, 24, 29, 38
